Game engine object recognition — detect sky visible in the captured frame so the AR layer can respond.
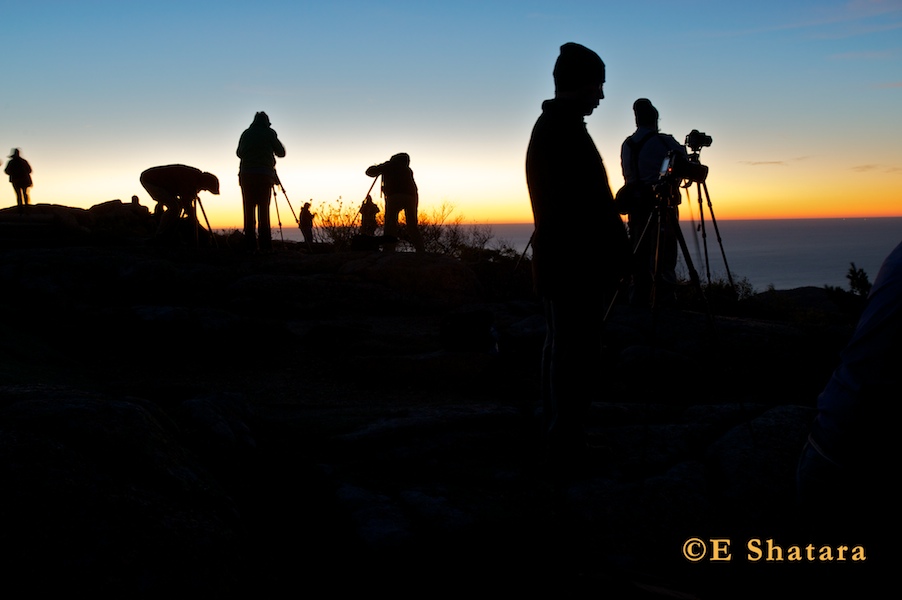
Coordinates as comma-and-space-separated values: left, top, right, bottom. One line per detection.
2, 0, 900, 228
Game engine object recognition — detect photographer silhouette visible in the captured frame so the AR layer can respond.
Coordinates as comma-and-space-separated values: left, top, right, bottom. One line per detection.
620, 99, 687, 306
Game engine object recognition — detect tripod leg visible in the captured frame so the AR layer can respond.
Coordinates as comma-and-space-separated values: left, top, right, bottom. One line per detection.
701, 182, 736, 295
695, 182, 713, 284
604, 206, 658, 322
632, 206, 661, 307
272, 186, 284, 244
279, 184, 299, 224
192, 198, 199, 248
196, 197, 217, 248
670, 211, 717, 329
651, 208, 666, 309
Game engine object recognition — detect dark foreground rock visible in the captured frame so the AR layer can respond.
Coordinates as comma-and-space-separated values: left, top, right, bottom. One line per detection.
0, 234, 884, 598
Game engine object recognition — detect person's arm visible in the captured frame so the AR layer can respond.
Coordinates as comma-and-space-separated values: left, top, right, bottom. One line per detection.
271, 130, 286, 158
365, 162, 386, 178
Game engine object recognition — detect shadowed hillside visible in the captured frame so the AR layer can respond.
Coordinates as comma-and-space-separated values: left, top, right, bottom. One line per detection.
0, 203, 883, 598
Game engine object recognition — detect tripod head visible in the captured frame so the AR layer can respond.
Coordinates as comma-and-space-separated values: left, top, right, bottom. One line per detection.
660, 149, 708, 186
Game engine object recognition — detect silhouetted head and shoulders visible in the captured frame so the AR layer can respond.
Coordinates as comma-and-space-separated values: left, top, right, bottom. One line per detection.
527, 43, 608, 184
365, 152, 417, 195
5, 148, 32, 179
539, 42, 606, 120
527, 43, 609, 187
627, 99, 684, 149
360, 194, 378, 211
237, 111, 286, 174
621, 98, 686, 184
631, 98, 659, 136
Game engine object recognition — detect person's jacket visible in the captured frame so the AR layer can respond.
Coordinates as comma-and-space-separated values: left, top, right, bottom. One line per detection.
237, 116, 286, 176
526, 98, 629, 297
5, 156, 32, 186
365, 153, 418, 196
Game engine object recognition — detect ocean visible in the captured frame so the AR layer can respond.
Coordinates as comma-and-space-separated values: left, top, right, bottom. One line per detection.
270, 217, 902, 292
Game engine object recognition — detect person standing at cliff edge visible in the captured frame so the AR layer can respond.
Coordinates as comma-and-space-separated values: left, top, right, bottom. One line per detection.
237, 111, 286, 252
5, 148, 33, 212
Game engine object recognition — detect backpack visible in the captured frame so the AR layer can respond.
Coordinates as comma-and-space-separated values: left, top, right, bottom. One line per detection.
613, 131, 657, 215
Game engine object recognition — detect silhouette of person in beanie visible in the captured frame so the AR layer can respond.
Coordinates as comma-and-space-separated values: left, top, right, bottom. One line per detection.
620, 98, 687, 306
365, 153, 424, 252
526, 43, 629, 464
5, 148, 33, 212
237, 111, 286, 251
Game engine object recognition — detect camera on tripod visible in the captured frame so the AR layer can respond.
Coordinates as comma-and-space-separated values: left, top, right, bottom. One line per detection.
685, 129, 712, 152
659, 150, 708, 185
655, 129, 713, 186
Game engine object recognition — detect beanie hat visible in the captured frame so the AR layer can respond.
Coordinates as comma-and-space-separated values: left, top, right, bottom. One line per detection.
553, 42, 605, 92
633, 98, 659, 128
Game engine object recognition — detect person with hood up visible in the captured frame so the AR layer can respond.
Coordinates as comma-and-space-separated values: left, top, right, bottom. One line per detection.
237, 111, 286, 251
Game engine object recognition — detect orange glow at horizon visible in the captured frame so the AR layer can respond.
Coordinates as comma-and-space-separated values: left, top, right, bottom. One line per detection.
10, 168, 900, 228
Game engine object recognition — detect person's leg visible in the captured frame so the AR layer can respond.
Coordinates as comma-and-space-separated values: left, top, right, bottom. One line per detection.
383, 195, 401, 252
544, 295, 602, 458
239, 178, 258, 250
240, 174, 273, 251
258, 196, 272, 251
141, 181, 180, 236
402, 193, 425, 252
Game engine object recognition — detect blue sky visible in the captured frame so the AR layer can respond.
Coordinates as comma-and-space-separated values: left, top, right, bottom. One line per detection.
2, 0, 900, 226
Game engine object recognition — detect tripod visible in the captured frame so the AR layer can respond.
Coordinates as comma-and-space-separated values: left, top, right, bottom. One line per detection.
271, 172, 299, 245
603, 182, 714, 327
635, 190, 708, 310
684, 148, 735, 293
191, 196, 217, 248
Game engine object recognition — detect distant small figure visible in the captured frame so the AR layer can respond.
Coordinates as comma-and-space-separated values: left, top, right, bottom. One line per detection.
358, 194, 380, 236
237, 111, 286, 252
299, 201, 316, 247
365, 153, 424, 252
5, 148, 33, 212
139, 164, 220, 240
131, 194, 140, 205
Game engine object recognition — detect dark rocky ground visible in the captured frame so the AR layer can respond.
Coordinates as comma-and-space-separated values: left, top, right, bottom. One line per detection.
0, 203, 887, 598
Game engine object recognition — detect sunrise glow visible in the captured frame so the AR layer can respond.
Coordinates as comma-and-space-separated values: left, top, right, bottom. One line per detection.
2, 1, 899, 228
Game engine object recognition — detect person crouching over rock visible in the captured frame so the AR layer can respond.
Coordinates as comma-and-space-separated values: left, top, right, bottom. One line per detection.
140, 164, 220, 243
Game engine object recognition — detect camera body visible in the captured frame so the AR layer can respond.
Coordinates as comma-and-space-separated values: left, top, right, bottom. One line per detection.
685, 129, 713, 152
660, 150, 708, 185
